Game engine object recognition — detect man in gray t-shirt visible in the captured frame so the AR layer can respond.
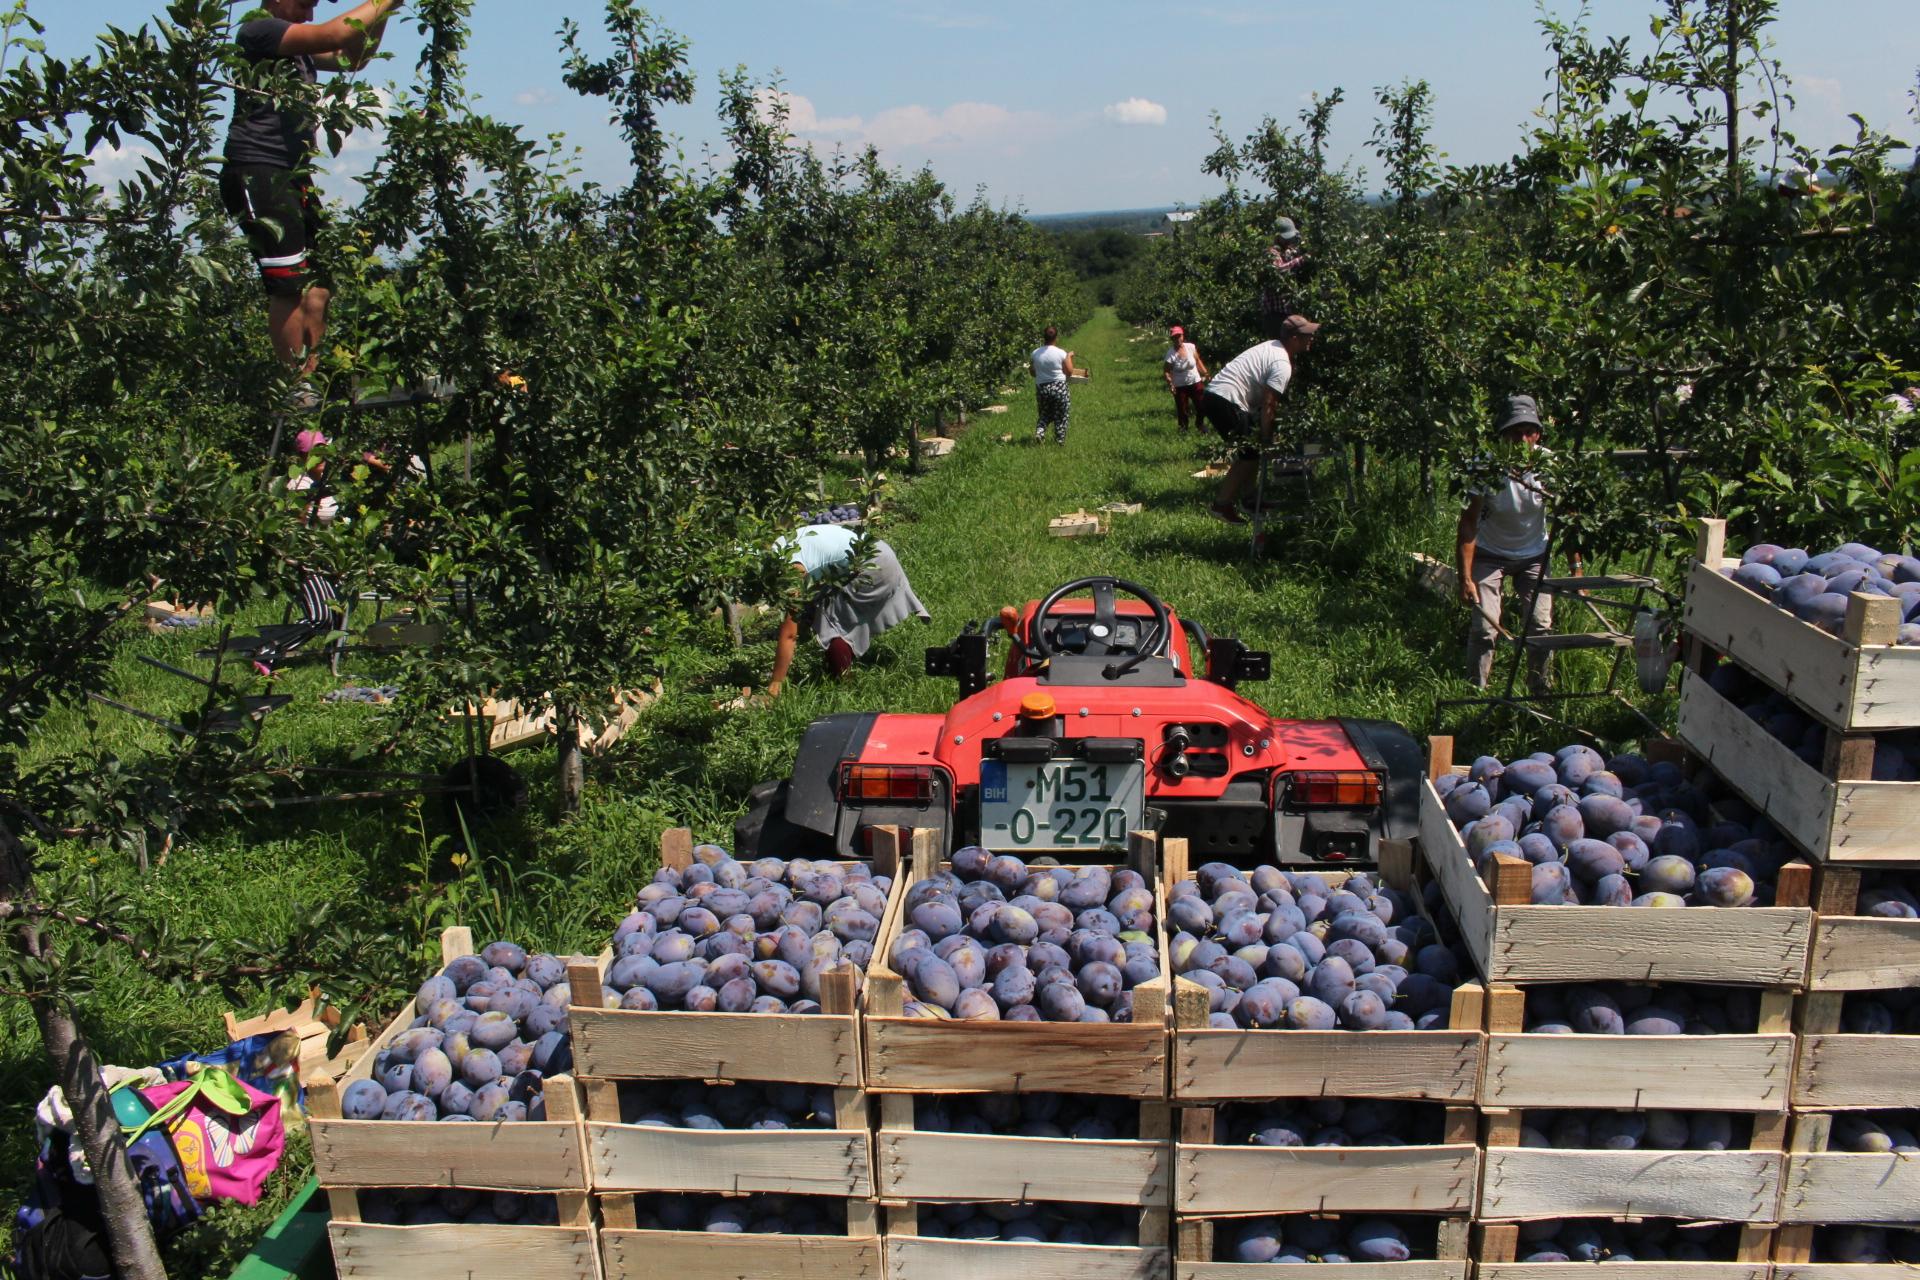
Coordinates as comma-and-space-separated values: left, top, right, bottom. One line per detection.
219, 1, 402, 399
1457, 394, 1559, 688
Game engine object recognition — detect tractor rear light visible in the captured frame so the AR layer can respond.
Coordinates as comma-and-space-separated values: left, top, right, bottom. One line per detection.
1287, 771, 1382, 809
840, 763, 935, 804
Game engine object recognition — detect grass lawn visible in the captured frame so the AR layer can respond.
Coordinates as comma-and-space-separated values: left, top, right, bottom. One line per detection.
0, 306, 1668, 1271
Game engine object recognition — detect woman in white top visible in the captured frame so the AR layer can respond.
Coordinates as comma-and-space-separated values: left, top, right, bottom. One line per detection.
1030, 325, 1085, 445
1162, 324, 1209, 432
1457, 394, 1557, 689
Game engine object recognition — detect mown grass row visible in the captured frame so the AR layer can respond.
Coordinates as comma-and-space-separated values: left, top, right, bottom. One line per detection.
0, 307, 1664, 1269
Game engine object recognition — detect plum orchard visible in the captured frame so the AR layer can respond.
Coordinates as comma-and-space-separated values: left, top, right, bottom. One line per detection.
1119, 0, 1920, 559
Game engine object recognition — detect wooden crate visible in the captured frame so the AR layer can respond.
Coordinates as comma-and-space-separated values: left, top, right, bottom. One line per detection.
862, 830, 1170, 1098
876, 1094, 1170, 1206
565, 828, 898, 1086
886, 1203, 1171, 1280
1174, 1104, 1478, 1216
1778, 1110, 1920, 1225
1170, 839, 1485, 1104
579, 1077, 872, 1199
1791, 990, 1920, 1110
1806, 866, 1920, 991
1481, 985, 1797, 1112
307, 926, 591, 1197
1686, 519, 1920, 732
1175, 1214, 1470, 1279
600, 1199, 881, 1280
1049, 509, 1110, 538
1420, 737, 1815, 987
1677, 661, 1920, 865
1476, 1108, 1786, 1223
327, 1217, 601, 1280
1474, 1221, 1773, 1280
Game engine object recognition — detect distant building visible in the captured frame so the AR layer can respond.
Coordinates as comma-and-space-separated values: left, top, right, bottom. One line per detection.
1163, 210, 1198, 233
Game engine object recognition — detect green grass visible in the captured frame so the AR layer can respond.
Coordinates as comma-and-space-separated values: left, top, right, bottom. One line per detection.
0, 307, 1670, 1268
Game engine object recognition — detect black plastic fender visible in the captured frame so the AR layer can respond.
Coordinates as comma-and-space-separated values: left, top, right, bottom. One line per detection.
1338, 717, 1424, 842
783, 712, 878, 836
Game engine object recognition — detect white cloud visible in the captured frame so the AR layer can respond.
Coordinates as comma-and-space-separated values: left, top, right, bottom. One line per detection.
1103, 98, 1167, 127
514, 87, 555, 108
87, 140, 156, 188
759, 90, 1047, 153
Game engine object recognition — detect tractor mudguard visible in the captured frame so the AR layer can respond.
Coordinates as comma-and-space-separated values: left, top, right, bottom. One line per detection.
1339, 717, 1423, 842
783, 712, 878, 836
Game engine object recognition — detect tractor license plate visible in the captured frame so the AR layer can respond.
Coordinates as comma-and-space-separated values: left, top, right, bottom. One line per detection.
978, 759, 1145, 851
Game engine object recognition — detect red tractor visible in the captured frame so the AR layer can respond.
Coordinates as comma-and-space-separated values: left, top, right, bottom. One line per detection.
737, 577, 1422, 868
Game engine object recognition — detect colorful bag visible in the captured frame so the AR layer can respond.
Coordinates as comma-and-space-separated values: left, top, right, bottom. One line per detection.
130, 1071, 285, 1207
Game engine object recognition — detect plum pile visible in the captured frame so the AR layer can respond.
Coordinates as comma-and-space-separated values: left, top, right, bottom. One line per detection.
1522, 982, 1764, 1035
600, 846, 891, 1014
1514, 1218, 1746, 1262
1440, 743, 1795, 907
914, 1201, 1140, 1245
322, 684, 400, 704
891, 848, 1157, 1022
797, 504, 861, 525
1814, 1226, 1920, 1263
1707, 660, 1920, 779
617, 1080, 839, 1130
1167, 863, 1466, 1031
1828, 1112, 1920, 1152
1225, 1214, 1439, 1263
1726, 542, 1920, 644
916, 1093, 1140, 1140
1515, 1109, 1751, 1150
1840, 989, 1920, 1034
629, 1192, 847, 1235
1215, 1099, 1448, 1147
359, 1189, 563, 1227
343, 940, 572, 1123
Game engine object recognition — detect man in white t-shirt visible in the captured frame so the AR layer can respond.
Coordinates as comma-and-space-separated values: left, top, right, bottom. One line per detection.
1162, 325, 1209, 431
1198, 313, 1319, 523
1457, 394, 1556, 689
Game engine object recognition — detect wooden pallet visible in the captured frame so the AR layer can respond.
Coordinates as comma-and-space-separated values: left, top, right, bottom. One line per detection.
1805, 865, 1920, 991
876, 1095, 1170, 1207
1686, 520, 1920, 732
1777, 1110, 1920, 1226
579, 1078, 873, 1199
1174, 1104, 1478, 1216
1474, 1220, 1773, 1280
600, 1205, 882, 1280
565, 828, 894, 1087
1481, 985, 1797, 1112
1175, 1214, 1470, 1279
1477, 1108, 1786, 1223
1170, 840, 1485, 1104
1049, 509, 1110, 538
1790, 991, 1920, 1110
1420, 739, 1815, 986
863, 830, 1170, 1098
1676, 662, 1920, 865
886, 1203, 1171, 1280
226, 991, 370, 1082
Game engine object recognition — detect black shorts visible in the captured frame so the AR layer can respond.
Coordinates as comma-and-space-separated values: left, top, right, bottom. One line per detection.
220, 163, 330, 298
1201, 391, 1261, 460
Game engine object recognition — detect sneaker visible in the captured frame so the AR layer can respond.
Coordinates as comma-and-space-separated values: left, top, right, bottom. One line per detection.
1208, 502, 1247, 525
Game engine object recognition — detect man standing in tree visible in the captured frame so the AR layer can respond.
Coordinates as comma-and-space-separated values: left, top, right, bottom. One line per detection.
220, 0, 403, 409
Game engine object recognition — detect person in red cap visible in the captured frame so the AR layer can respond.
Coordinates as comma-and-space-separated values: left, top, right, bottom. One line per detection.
220, 0, 405, 410
1162, 325, 1209, 432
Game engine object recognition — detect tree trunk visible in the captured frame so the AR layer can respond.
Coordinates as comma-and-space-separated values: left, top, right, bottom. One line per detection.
1723, 4, 1742, 202
556, 711, 584, 815
1419, 447, 1434, 507
905, 417, 922, 477
15, 916, 169, 1280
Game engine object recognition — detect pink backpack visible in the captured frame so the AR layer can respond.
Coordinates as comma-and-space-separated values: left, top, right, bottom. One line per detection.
132, 1073, 285, 1207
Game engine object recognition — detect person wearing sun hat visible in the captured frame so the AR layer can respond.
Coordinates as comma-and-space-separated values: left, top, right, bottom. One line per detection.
1259, 217, 1310, 321
1162, 324, 1209, 432
1457, 394, 1558, 690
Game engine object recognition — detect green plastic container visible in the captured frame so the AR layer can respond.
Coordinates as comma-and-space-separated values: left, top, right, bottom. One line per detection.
225, 1176, 333, 1280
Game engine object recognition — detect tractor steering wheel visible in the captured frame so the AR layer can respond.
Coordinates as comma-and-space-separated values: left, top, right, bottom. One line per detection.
1030, 576, 1173, 660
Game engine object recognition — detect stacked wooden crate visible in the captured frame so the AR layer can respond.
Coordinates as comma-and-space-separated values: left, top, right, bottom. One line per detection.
866, 830, 1172, 1280
1418, 736, 1808, 1275
1168, 837, 1479, 1279
564, 827, 890, 1280
307, 927, 599, 1280
1678, 517, 1920, 1272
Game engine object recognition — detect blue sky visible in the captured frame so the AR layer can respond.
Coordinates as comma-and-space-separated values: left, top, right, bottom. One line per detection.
44, 1, 1920, 214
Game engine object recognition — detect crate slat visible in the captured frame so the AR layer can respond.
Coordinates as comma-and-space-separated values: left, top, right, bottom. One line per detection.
1478, 1148, 1783, 1222
1418, 766, 1812, 986
587, 1123, 871, 1197
1481, 1030, 1794, 1111
878, 1129, 1168, 1206
888, 1237, 1171, 1280
1792, 1034, 1920, 1109
1176, 1142, 1478, 1215
1809, 914, 1920, 991
601, 1228, 881, 1280
1776, 1267, 1920, 1279
1781, 1150, 1920, 1223
329, 1223, 599, 1280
